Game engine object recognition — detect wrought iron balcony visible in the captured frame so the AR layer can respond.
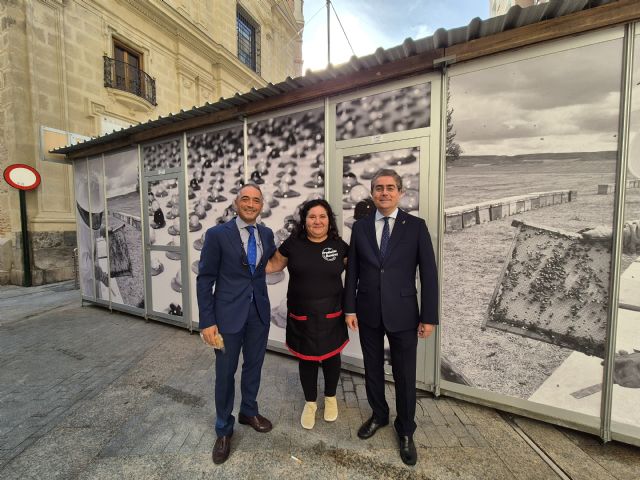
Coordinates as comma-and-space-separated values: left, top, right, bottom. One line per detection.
103, 56, 157, 106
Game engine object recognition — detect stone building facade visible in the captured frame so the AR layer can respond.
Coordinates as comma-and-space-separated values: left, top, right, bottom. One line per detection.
0, 0, 303, 285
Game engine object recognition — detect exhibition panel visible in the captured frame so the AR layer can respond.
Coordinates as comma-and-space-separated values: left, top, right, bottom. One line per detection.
246, 106, 326, 350
104, 148, 145, 311
337, 140, 428, 368
73, 158, 93, 299
441, 29, 625, 430
611, 23, 640, 443
141, 136, 188, 326
87, 156, 109, 304
185, 124, 245, 331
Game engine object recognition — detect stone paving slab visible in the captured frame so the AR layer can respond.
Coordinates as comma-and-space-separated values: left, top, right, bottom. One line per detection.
1, 282, 640, 478
513, 417, 623, 480
0, 280, 79, 326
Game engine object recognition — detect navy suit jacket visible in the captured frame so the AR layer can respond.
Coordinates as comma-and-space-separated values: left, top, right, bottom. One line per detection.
344, 209, 438, 332
196, 218, 276, 333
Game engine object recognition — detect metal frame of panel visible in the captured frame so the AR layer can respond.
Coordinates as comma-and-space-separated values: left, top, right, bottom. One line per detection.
609, 22, 639, 446
140, 135, 188, 328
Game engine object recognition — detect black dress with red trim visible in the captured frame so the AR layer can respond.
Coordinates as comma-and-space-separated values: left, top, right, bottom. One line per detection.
279, 236, 349, 361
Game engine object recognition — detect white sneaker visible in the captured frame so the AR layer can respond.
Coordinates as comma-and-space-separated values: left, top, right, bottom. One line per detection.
301, 401, 317, 429
324, 396, 338, 422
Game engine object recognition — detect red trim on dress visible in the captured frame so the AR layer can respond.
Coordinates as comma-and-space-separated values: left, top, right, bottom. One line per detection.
325, 310, 342, 319
286, 339, 350, 361
288, 312, 308, 321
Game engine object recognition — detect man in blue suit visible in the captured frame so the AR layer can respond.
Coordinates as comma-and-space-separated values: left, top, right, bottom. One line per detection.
344, 168, 438, 466
197, 184, 276, 464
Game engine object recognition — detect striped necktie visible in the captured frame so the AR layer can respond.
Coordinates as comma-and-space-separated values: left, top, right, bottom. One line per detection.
380, 217, 390, 258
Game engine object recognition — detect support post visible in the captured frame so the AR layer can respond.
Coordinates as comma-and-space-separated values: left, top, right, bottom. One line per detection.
19, 189, 32, 287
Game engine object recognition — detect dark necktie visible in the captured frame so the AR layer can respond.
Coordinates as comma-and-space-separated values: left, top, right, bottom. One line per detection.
380, 217, 390, 258
247, 225, 257, 274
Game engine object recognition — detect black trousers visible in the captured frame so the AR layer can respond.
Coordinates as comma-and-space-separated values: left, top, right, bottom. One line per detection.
359, 322, 418, 436
299, 354, 341, 401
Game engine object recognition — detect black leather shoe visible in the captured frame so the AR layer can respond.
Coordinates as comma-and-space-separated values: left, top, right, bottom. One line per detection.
212, 435, 232, 464
238, 413, 273, 433
399, 435, 417, 465
357, 416, 389, 439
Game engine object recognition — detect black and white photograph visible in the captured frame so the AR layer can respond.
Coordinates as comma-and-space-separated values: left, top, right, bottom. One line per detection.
142, 138, 184, 318
104, 148, 145, 310
146, 178, 181, 248
441, 36, 640, 423
149, 249, 183, 317
242, 107, 326, 345
334, 83, 431, 363
185, 125, 245, 327
142, 137, 182, 173
341, 146, 421, 243
336, 82, 430, 140
340, 145, 422, 363
74, 158, 94, 299
87, 156, 110, 301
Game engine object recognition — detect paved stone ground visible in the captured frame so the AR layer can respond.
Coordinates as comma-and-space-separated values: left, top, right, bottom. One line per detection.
1, 283, 640, 479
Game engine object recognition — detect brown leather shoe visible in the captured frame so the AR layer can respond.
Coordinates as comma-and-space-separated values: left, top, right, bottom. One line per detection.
238, 413, 273, 433
212, 435, 231, 464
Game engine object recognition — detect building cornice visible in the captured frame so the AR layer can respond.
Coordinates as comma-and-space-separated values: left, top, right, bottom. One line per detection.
267, 0, 299, 31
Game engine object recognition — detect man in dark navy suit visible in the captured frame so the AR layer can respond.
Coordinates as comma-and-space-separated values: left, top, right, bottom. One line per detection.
197, 184, 276, 464
344, 168, 438, 466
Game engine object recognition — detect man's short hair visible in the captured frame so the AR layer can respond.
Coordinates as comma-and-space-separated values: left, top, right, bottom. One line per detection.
236, 183, 263, 201
370, 169, 403, 192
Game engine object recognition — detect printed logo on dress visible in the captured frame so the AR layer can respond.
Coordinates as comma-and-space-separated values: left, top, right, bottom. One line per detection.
322, 247, 338, 261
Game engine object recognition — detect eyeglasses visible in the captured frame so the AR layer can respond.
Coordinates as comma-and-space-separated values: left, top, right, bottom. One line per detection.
373, 185, 399, 193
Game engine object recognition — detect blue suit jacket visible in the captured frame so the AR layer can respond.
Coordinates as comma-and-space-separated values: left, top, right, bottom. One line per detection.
344, 209, 439, 332
196, 218, 276, 333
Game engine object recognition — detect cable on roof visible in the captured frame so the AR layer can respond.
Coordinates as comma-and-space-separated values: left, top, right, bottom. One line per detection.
283, 1, 327, 48
330, 1, 356, 58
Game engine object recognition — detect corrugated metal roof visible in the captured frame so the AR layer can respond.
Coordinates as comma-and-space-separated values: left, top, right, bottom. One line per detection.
54, 0, 619, 155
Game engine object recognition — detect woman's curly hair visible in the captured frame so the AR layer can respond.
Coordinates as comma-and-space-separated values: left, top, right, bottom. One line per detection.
293, 199, 340, 240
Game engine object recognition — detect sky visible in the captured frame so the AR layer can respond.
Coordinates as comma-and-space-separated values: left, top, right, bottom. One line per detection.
104, 151, 139, 198
301, 0, 489, 72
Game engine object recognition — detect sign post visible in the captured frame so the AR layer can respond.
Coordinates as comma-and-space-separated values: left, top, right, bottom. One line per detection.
3, 164, 42, 287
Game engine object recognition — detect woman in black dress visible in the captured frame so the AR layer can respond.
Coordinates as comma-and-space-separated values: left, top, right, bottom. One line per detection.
267, 199, 349, 429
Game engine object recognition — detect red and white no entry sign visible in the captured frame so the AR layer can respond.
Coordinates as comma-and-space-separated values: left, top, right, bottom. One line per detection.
3, 164, 41, 190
